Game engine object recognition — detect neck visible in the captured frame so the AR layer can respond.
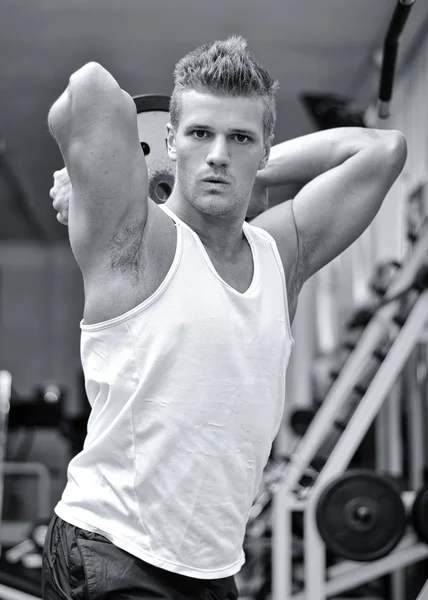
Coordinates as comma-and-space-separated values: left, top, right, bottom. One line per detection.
164, 190, 246, 260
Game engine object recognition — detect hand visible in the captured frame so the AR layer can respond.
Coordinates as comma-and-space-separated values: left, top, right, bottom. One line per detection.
247, 175, 269, 220
49, 167, 71, 225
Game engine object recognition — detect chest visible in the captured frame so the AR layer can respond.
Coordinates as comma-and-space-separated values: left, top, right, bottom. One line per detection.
204, 242, 254, 294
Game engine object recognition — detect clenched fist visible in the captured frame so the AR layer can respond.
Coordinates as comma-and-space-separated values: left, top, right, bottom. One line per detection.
50, 167, 71, 225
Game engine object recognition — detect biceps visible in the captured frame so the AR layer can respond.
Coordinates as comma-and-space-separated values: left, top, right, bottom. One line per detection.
293, 145, 405, 278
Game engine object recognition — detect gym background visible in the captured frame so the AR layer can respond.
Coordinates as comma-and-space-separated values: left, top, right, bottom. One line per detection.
1, 1, 428, 599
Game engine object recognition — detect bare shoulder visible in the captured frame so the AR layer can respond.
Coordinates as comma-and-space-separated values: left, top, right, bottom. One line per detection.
83, 200, 177, 325
250, 201, 304, 319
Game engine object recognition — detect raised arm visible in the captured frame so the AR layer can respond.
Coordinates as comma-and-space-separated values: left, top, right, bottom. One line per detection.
251, 127, 407, 285
47, 62, 149, 279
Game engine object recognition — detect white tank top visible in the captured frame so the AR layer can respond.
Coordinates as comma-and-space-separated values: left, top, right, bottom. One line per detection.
55, 204, 294, 579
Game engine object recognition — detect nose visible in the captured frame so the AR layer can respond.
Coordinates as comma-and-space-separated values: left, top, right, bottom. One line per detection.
206, 136, 231, 168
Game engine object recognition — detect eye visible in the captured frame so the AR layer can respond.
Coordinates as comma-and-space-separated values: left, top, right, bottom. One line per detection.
234, 134, 250, 144
192, 130, 209, 139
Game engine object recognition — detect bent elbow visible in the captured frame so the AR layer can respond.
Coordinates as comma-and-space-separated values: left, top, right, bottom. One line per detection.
395, 131, 408, 169
69, 62, 113, 92
70, 62, 103, 81
383, 130, 408, 172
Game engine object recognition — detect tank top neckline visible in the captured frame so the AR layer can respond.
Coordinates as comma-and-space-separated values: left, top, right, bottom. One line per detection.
159, 204, 259, 296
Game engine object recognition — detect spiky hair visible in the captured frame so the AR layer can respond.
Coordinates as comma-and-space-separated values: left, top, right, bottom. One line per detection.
170, 35, 279, 140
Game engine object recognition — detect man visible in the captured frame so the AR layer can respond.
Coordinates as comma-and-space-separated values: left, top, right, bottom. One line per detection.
44, 36, 406, 600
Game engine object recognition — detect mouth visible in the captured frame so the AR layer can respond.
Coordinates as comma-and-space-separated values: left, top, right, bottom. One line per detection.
202, 178, 230, 185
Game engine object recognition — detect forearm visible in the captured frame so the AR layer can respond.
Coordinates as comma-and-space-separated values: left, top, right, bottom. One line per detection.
257, 127, 402, 189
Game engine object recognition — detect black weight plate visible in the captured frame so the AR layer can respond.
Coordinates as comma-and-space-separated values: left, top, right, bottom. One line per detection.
133, 94, 170, 113
316, 470, 406, 561
133, 94, 175, 203
411, 483, 428, 543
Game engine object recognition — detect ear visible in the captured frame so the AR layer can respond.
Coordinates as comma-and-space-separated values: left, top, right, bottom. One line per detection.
166, 123, 177, 162
258, 134, 274, 170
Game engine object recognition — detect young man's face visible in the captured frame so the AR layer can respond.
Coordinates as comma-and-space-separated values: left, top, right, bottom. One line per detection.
167, 90, 271, 217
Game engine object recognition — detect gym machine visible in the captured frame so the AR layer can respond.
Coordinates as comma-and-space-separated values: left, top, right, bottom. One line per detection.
0, 371, 12, 554
0, 372, 42, 600
0, 380, 74, 600
265, 220, 428, 600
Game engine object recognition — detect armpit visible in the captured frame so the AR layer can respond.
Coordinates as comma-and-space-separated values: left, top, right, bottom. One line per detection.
109, 217, 147, 285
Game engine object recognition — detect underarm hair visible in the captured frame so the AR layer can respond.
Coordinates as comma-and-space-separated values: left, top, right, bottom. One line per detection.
109, 217, 146, 285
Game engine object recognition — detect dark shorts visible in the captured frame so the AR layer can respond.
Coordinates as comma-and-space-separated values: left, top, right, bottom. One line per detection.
42, 514, 239, 600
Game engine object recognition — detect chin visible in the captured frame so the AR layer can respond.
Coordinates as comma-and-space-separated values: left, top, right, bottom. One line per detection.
195, 197, 238, 217
188, 189, 244, 216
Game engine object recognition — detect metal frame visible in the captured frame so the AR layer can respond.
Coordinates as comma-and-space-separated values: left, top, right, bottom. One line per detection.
376, 381, 406, 600
271, 223, 428, 599
0, 370, 12, 556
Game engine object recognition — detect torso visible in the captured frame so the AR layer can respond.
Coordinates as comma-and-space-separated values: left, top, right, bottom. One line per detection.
83, 200, 296, 325
201, 234, 254, 294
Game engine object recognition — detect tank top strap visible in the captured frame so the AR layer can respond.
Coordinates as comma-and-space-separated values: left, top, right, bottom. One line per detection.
159, 204, 188, 228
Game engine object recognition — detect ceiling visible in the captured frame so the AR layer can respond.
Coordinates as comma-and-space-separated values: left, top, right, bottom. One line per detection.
1, 0, 427, 241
